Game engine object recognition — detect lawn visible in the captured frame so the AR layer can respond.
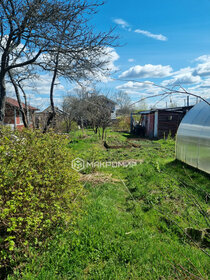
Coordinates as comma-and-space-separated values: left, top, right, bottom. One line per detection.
9, 130, 210, 280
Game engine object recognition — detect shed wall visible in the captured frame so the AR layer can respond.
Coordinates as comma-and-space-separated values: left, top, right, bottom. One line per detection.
158, 111, 184, 139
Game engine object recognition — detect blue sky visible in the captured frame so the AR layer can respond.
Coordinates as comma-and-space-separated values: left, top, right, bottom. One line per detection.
91, 0, 210, 108
96, 0, 210, 65
8, 0, 210, 109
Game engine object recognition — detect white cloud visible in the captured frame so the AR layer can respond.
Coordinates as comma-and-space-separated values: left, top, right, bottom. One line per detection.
187, 79, 210, 102
113, 19, 166, 41
119, 64, 173, 79
90, 47, 120, 83
197, 78, 210, 89
193, 63, 210, 77
113, 18, 130, 29
162, 74, 201, 87
183, 83, 210, 105
162, 67, 201, 87
195, 55, 210, 63
117, 81, 154, 91
128, 58, 134, 62
116, 81, 163, 98
173, 67, 194, 76
134, 29, 167, 41
191, 55, 210, 77
103, 47, 120, 72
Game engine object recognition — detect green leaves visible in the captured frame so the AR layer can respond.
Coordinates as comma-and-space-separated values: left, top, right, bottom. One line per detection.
0, 128, 82, 274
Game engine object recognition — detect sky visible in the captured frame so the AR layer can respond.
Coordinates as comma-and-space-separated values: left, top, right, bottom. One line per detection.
8, 0, 210, 110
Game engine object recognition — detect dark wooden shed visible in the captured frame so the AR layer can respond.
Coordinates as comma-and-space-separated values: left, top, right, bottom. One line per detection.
131, 106, 193, 139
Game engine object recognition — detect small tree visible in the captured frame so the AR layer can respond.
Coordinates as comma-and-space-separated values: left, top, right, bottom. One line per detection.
87, 94, 112, 139
62, 88, 113, 139
62, 95, 79, 133
114, 91, 132, 115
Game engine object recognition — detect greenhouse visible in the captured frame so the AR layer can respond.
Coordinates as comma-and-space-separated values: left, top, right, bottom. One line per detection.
176, 98, 210, 174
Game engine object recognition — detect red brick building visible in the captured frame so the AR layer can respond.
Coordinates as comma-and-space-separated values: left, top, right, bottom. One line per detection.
4, 97, 38, 130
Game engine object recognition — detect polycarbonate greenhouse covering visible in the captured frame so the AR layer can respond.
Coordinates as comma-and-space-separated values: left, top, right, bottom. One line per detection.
176, 98, 210, 174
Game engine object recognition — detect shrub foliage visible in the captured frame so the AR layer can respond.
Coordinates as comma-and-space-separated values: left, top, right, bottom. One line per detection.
0, 128, 81, 276
116, 116, 131, 132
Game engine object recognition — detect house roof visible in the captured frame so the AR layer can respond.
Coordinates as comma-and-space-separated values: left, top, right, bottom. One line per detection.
6, 97, 38, 111
39, 106, 65, 114
97, 95, 117, 105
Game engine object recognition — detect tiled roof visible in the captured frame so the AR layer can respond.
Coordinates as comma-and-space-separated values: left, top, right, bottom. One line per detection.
6, 97, 38, 111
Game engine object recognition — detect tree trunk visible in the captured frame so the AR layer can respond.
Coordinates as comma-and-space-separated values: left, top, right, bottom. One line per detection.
0, 74, 6, 125
42, 82, 56, 133
19, 83, 30, 128
80, 117, 84, 133
43, 53, 59, 133
65, 119, 71, 133
8, 71, 29, 128
102, 127, 105, 140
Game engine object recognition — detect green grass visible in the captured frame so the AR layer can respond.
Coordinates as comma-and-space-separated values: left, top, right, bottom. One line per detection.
9, 130, 210, 280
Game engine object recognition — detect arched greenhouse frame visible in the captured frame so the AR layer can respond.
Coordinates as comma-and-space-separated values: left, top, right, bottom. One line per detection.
176, 99, 210, 174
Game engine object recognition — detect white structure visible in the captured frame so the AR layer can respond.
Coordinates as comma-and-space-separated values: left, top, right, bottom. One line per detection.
176, 99, 210, 174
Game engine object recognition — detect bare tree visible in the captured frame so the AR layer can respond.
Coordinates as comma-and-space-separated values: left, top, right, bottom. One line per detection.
62, 88, 114, 138
0, 0, 117, 125
96, 99, 112, 139
62, 95, 79, 133
62, 87, 93, 132
114, 91, 132, 115
85, 94, 113, 138
134, 100, 148, 112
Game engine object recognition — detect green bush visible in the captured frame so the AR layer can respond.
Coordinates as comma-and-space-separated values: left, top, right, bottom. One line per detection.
117, 116, 130, 132
0, 128, 82, 277
112, 116, 130, 132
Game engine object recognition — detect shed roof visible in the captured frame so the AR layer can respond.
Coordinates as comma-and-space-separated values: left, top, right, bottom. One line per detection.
135, 106, 193, 115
